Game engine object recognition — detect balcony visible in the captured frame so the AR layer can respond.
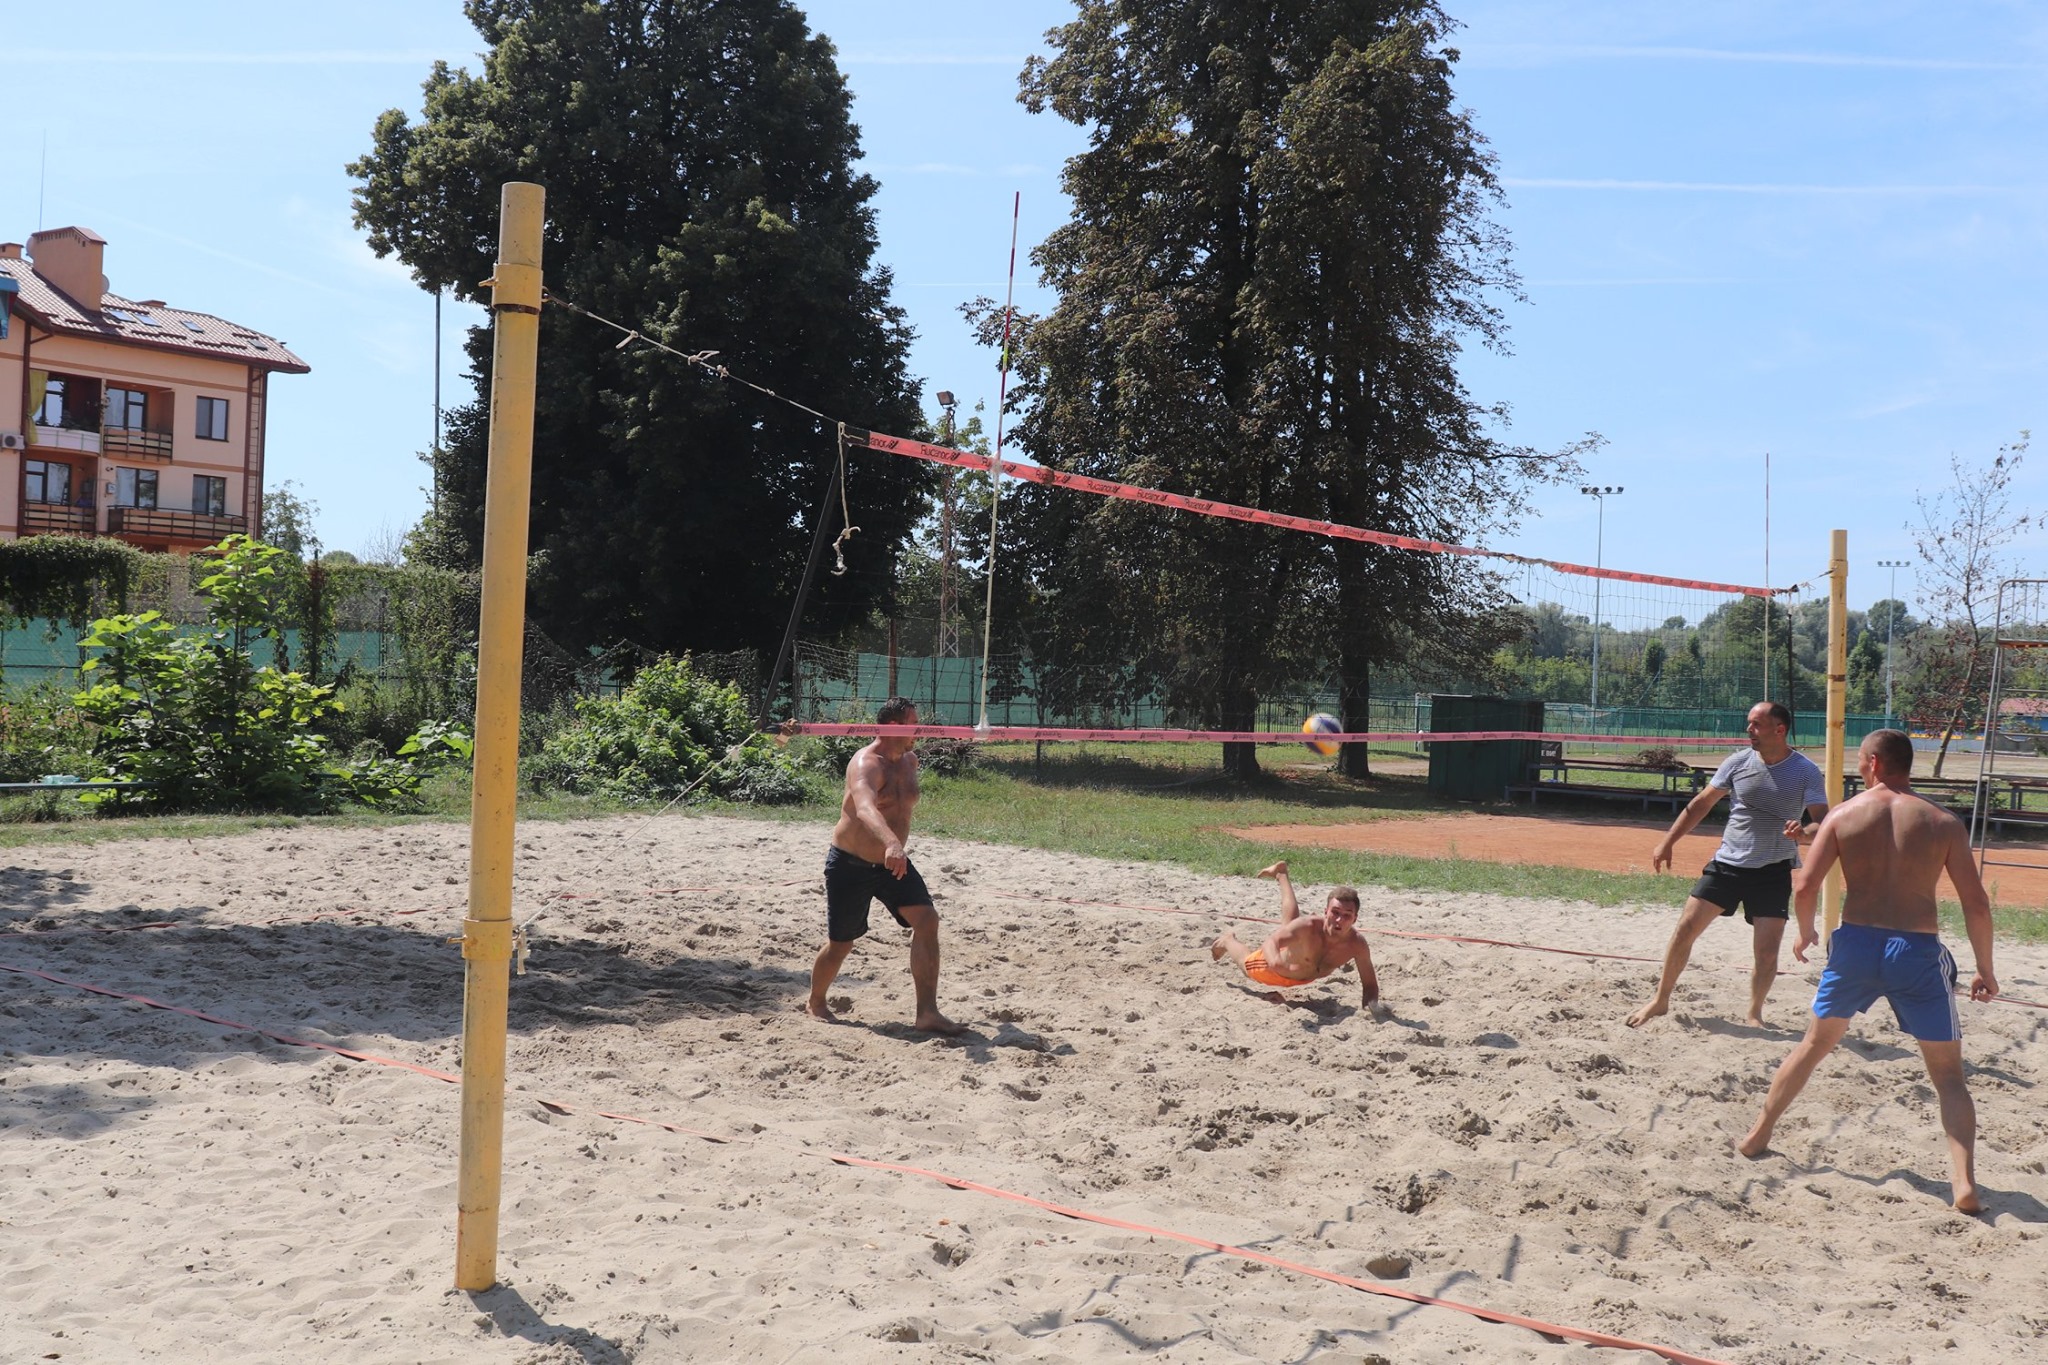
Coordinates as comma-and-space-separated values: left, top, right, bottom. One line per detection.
30, 423, 100, 455
101, 425, 175, 462
107, 506, 247, 544
20, 503, 96, 534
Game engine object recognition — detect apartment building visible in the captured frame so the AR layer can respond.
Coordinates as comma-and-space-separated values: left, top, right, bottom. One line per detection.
0, 226, 308, 550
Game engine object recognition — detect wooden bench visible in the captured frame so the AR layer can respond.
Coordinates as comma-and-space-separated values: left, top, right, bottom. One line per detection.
1507, 756, 1706, 812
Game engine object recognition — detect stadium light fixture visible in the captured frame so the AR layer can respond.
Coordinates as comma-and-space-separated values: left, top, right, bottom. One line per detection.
1579, 486, 1624, 710
1876, 559, 1911, 726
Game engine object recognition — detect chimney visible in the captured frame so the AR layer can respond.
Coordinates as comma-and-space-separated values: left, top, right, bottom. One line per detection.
27, 227, 109, 308
0, 243, 22, 261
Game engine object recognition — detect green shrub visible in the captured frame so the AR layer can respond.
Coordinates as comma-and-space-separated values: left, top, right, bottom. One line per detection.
525, 655, 804, 804
73, 536, 466, 812
0, 682, 95, 783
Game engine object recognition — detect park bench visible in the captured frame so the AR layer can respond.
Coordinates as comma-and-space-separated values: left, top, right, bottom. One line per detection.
1505, 754, 1707, 813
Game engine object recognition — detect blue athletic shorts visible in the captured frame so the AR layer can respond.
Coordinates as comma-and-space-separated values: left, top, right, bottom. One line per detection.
823, 845, 932, 943
1812, 922, 1961, 1042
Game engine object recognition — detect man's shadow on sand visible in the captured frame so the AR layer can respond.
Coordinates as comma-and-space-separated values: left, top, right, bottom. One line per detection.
467, 1284, 629, 1364
1225, 984, 1413, 1031
1743, 1153, 2048, 1224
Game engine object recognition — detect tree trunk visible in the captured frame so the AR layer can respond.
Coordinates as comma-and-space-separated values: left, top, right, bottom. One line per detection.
1221, 684, 1260, 780
1337, 657, 1372, 779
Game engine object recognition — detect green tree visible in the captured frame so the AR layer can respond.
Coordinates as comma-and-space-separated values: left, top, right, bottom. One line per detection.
349, 0, 928, 662
1902, 434, 2032, 774
1846, 628, 1886, 715
1003, 1, 1579, 777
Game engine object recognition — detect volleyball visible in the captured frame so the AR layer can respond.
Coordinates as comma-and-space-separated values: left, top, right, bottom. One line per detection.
1301, 712, 1341, 757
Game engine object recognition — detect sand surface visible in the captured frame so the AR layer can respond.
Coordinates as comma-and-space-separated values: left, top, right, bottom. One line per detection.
3, 813, 2047, 1364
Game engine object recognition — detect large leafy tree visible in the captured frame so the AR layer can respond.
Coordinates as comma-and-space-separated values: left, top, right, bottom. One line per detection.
1003, 1, 1580, 776
349, 0, 928, 661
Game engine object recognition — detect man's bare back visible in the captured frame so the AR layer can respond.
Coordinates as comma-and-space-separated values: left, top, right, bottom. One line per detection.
1823, 783, 1958, 936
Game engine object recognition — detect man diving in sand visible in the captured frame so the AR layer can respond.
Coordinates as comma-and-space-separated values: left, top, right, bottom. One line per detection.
1736, 729, 1998, 1212
1211, 861, 1383, 1014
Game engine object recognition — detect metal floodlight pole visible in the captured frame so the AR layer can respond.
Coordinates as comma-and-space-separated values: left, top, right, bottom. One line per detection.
1579, 486, 1623, 711
1877, 559, 1910, 726
455, 182, 545, 1293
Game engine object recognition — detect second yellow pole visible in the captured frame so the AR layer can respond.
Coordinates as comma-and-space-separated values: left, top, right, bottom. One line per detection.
1821, 529, 1848, 943
455, 181, 545, 1292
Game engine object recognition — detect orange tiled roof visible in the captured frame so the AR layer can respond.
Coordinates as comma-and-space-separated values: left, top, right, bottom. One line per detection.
0, 257, 309, 374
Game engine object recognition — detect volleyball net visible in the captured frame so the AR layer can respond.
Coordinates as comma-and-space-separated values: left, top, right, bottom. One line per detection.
781, 427, 1813, 750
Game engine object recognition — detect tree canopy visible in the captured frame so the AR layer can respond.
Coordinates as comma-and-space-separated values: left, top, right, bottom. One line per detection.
994, 0, 1582, 775
349, 0, 928, 661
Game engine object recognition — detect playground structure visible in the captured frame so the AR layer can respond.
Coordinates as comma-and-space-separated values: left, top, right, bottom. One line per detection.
1974, 578, 2048, 880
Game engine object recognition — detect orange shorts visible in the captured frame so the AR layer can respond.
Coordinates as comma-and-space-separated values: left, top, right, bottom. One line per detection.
1242, 948, 1312, 989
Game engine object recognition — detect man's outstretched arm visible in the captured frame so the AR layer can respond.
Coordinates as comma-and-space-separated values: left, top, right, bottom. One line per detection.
1353, 940, 1381, 1009
1259, 861, 1299, 922
1944, 824, 1998, 1001
1655, 786, 1727, 872
1789, 817, 1842, 961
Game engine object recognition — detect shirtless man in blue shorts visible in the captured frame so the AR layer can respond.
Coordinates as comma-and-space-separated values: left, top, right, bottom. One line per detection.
1737, 729, 1998, 1212
806, 698, 963, 1034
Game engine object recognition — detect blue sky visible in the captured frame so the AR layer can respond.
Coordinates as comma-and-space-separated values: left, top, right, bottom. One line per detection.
8, 2, 2044, 615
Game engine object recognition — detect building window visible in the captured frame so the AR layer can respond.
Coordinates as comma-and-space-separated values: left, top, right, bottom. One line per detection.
195, 396, 229, 441
115, 468, 159, 509
105, 388, 148, 431
25, 460, 71, 505
36, 378, 66, 427
194, 475, 227, 516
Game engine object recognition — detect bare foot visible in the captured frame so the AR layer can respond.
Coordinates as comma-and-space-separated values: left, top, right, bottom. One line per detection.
1210, 934, 1231, 962
1625, 1000, 1668, 1029
1734, 1128, 1771, 1159
1258, 861, 1287, 879
805, 1000, 839, 1023
913, 1011, 967, 1036
1745, 1012, 1766, 1028
1953, 1184, 1984, 1215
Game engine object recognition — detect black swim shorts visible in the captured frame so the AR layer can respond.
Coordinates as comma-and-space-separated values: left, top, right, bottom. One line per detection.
824, 845, 934, 942
1690, 858, 1793, 923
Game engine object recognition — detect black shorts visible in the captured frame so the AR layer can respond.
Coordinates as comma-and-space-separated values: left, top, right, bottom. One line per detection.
824, 846, 933, 942
1690, 859, 1793, 923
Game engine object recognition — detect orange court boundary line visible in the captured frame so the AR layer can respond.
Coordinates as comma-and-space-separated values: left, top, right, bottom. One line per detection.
0, 958, 1733, 1365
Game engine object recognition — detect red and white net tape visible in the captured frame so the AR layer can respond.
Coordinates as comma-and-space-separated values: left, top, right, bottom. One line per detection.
848, 428, 1782, 599
785, 723, 1743, 747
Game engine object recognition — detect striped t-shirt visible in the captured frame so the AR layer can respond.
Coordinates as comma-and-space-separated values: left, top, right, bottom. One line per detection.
1709, 748, 1826, 868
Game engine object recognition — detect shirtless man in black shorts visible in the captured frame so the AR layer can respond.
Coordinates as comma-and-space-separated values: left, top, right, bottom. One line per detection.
806, 698, 963, 1034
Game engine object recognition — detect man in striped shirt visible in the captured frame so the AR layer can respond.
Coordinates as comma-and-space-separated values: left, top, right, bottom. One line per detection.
1626, 701, 1829, 1029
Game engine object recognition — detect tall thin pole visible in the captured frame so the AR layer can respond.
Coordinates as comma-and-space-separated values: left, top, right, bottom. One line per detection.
1822, 529, 1849, 944
1878, 559, 1909, 725
974, 192, 1021, 732
455, 181, 545, 1293
1763, 453, 1772, 702
1579, 485, 1621, 710
433, 289, 444, 521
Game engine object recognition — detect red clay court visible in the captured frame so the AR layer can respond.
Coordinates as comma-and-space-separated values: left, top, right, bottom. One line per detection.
1225, 810, 2048, 910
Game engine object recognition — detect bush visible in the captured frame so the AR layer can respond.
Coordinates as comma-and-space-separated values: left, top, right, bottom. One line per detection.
525, 655, 804, 804
73, 536, 466, 812
0, 682, 95, 783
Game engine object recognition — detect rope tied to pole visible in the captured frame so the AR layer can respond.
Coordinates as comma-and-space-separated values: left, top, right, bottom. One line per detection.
830, 423, 859, 577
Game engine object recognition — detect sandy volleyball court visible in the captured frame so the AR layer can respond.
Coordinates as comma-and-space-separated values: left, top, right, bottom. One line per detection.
3, 813, 2047, 1362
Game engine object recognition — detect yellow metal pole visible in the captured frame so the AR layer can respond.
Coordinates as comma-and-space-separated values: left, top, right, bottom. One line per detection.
455, 181, 545, 1291
1822, 529, 1849, 944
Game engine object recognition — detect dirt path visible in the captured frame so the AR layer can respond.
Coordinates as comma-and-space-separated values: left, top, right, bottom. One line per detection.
1225, 810, 2048, 908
